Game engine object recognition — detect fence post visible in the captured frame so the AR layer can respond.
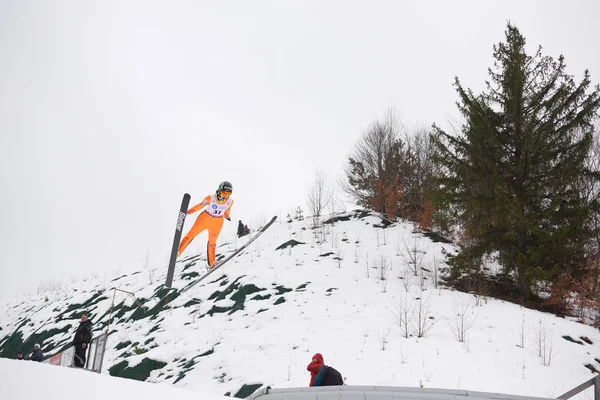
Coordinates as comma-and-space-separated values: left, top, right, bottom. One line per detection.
594, 375, 600, 400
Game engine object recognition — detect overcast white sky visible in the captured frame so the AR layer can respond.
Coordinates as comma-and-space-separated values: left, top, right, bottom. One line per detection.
1, 0, 599, 298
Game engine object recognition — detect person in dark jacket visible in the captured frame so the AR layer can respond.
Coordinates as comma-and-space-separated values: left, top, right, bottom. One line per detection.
30, 344, 43, 362
306, 353, 325, 386
313, 364, 344, 386
237, 220, 250, 238
73, 313, 93, 368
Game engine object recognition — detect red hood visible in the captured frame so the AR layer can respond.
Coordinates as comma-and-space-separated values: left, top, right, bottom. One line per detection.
312, 353, 324, 364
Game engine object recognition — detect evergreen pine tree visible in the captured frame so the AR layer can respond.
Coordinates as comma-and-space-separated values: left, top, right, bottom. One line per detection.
431, 23, 600, 298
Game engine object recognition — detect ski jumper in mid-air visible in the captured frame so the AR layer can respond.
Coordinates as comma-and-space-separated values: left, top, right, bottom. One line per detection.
177, 181, 234, 267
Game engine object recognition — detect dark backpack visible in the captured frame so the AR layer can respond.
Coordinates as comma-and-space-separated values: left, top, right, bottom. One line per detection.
321, 366, 344, 386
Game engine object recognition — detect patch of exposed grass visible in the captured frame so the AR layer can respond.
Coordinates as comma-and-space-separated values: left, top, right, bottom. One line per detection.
127, 287, 179, 322
0, 320, 28, 358
111, 275, 128, 282
63, 292, 108, 315
115, 341, 132, 350
183, 299, 202, 308
251, 294, 272, 301
296, 283, 309, 292
323, 214, 352, 224
109, 301, 141, 323
113, 358, 167, 381
181, 272, 199, 280
276, 240, 305, 250
373, 217, 393, 228
203, 278, 266, 316
234, 384, 263, 398
9, 324, 73, 358
174, 349, 215, 384
274, 297, 286, 305
585, 363, 600, 374
422, 231, 453, 244
182, 261, 198, 272
273, 285, 292, 295
148, 324, 160, 335
108, 360, 129, 376
581, 336, 593, 345
563, 335, 584, 345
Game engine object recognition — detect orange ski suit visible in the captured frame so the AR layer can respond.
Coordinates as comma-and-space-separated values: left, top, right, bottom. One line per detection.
177, 194, 234, 266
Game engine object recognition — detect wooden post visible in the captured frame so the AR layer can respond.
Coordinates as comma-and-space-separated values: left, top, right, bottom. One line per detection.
103, 287, 146, 354
103, 288, 117, 354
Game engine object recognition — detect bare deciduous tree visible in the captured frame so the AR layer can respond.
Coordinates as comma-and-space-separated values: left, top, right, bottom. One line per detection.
448, 298, 476, 342
342, 108, 405, 215
306, 168, 333, 227
403, 237, 427, 276
518, 314, 528, 349
413, 294, 436, 338
392, 294, 414, 338
286, 356, 294, 381
375, 253, 390, 281
534, 318, 554, 366
431, 253, 441, 289
379, 327, 391, 350
343, 109, 436, 223
336, 241, 344, 269
419, 266, 428, 292
400, 126, 436, 220
142, 250, 154, 284
400, 349, 409, 364
327, 176, 346, 217
37, 279, 65, 294
400, 265, 413, 292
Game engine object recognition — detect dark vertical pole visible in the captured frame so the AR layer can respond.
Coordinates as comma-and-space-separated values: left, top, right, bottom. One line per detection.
165, 193, 191, 288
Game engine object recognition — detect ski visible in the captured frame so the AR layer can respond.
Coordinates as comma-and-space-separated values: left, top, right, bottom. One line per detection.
165, 193, 191, 289
181, 215, 278, 293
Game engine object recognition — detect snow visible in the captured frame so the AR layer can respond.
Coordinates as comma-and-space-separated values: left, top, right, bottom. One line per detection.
0, 358, 230, 400
1, 210, 599, 400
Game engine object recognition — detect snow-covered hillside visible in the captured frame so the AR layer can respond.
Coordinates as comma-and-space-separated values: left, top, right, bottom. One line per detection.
1, 210, 599, 399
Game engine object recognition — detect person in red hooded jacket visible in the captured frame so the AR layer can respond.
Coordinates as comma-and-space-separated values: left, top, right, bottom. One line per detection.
306, 353, 325, 386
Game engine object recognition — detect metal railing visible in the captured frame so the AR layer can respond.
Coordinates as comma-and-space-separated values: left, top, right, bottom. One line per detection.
43, 332, 107, 373
558, 375, 600, 400
249, 379, 600, 400
249, 386, 554, 400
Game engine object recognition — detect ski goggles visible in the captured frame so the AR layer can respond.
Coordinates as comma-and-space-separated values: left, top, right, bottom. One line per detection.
219, 190, 231, 198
